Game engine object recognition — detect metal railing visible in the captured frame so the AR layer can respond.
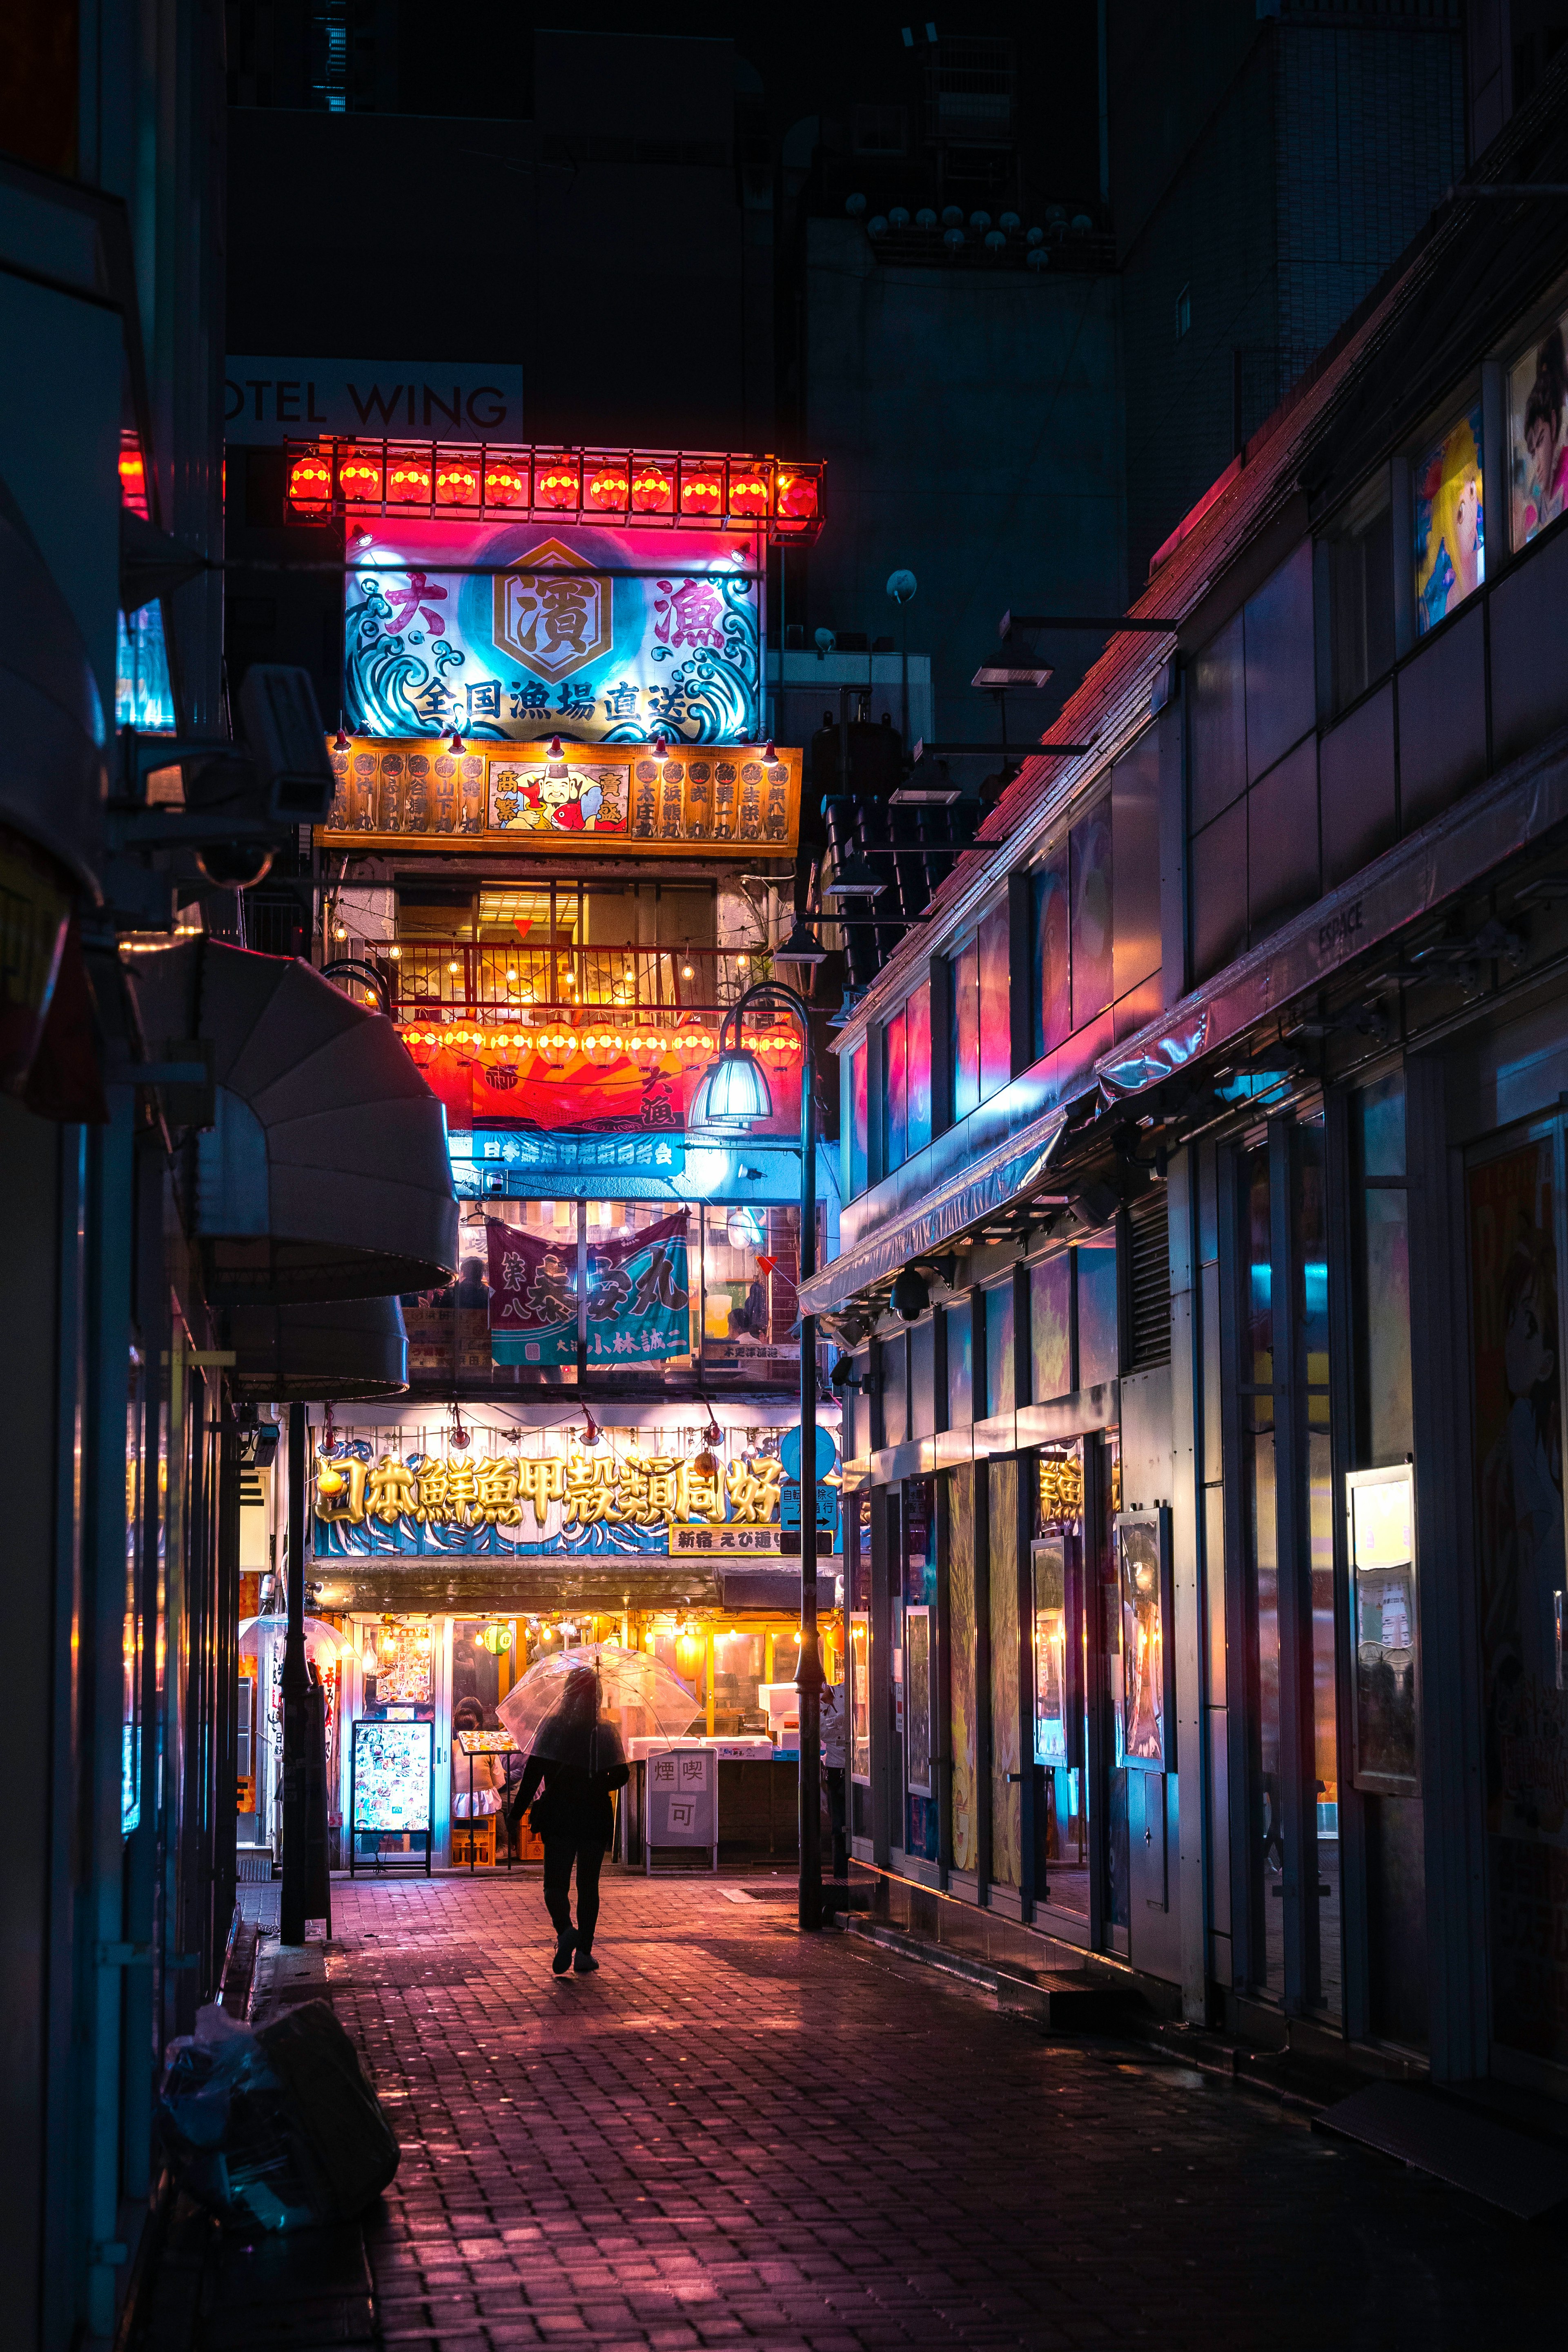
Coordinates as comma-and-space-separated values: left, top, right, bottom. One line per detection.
381, 942, 763, 1018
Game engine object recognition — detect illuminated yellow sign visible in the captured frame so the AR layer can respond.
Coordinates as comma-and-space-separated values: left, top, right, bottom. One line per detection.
314, 1448, 783, 1534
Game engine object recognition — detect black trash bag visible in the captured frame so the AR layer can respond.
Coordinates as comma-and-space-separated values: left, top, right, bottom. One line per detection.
158, 1999, 399, 2232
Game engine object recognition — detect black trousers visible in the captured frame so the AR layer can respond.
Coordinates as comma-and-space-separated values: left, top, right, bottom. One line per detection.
543, 1836, 605, 1952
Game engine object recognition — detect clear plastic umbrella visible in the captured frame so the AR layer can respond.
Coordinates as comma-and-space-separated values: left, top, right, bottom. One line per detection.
497, 1640, 697, 1771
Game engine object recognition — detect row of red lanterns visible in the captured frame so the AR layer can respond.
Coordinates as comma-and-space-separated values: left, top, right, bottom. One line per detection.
287, 443, 820, 528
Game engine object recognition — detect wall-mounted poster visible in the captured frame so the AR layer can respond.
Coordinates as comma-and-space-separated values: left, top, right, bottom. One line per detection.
351, 1717, 432, 1833
343, 522, 762, 746
1115, 1510, 1174, 1771
1509, 310, 1568, 550
1413, 405, 1485, 635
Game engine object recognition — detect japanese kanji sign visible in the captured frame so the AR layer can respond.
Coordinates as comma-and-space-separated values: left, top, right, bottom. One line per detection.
339, 519, 767, 754
484, 1212, 691, 1367
312, 1437, 788, 1559
320, 734, 801, 858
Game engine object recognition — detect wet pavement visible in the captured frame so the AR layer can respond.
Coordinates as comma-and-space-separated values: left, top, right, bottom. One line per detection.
233, 1867, 1564, 2350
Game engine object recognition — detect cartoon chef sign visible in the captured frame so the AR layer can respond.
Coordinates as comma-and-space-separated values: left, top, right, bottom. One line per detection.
490, 757, 625, 834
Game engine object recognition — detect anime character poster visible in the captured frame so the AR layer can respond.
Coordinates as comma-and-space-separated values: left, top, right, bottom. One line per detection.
342, 521, 761, 745
1414, 407, 1485, 635
1470, 1138, 1568, 2065
1510, 311, 1568, 550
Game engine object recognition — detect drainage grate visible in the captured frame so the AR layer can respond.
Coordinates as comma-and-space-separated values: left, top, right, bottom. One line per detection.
237, 1850, 275, 1882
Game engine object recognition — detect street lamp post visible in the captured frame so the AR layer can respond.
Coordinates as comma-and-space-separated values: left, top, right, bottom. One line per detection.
704, 978, 824, 1931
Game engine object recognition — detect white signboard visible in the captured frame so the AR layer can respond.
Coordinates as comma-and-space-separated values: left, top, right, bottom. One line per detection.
225, 357, 525, 445
645, 1745, 716, 1868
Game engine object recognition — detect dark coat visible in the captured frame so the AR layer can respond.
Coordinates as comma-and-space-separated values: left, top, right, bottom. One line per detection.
512, 1749, 628, 1847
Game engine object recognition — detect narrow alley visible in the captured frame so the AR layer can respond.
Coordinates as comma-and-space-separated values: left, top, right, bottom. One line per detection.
199, 1875, 1564, 2352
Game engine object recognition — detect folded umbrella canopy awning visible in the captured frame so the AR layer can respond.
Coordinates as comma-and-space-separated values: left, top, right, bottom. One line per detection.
134, 940, 458, 1303
228, 1295, 410, 1401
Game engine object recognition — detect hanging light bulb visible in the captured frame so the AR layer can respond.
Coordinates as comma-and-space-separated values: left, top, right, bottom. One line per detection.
333, 717, 352, 751
448, 725, 465, 753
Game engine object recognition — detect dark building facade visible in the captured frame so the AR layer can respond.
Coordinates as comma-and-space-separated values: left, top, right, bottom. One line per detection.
1111, 0, 1468, 590
808, 60, 1568, 2112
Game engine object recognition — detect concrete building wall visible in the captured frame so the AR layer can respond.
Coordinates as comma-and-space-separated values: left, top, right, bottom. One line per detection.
800, 220, 1124, 743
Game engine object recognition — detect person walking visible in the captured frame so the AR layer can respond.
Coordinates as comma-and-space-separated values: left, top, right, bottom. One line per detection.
507, 1664, 628, 1974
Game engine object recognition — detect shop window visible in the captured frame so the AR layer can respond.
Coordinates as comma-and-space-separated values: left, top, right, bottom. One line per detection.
951, 935, 980, 1119
906, 981, 932, 1154
882, 981, 932, 1174
1353, 1073, 1412, 1466
978, 903, 1011, 1098
1510, 296, 1568, 551
1029, 1252, 1071, 1402
950, 914, 1010, 1117
1243, 541, 1316, 782
1189, 609, 1247, 831
910, 1316, 936, 1438
984, 1279, 1016, 1417
885, 1002, 907, 1172
846, 1038, 868, 1197
881, 1332, 909, 1449
1031, 844, 1071, 1061
699, 1203, 797, 1372
1325, 475, 1395, 713
1413, 401, 1485, 636
1069, 799, 1113, 1029
1111, 733, 1160, 1014
946, 1301, 973, 1428
1075, 1242, 1119, 1388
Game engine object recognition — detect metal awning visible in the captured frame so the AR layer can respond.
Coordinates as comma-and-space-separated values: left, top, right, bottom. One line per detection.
0, 482, 105, 894
134, 940, 457, 1303
798, 1101, 1071, 1318
228, 1295, 409, 1401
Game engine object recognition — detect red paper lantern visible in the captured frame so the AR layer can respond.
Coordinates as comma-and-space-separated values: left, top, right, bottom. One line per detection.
288, 450, 332, 514
630, 462, 673, 514
386, 451, 432, 504
339, 447, 384, 503
535, 460, 580, 510
681, 469, 724, 518
728, 469, 769, 519
775, 468, 819, 522
435, 456, 480, 505
587, 463, 629, 510
484, 459, 528, 507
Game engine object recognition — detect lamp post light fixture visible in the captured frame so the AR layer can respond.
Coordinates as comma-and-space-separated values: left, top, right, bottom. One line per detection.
703, 979, 827, 1931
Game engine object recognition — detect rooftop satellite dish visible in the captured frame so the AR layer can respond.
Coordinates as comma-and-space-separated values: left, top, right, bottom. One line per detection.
814, 626, 837, 655
1027, 248, 1049, 272
886, 569, 918, 604
915, 207, 937, 229
999, 211, 1020, 231
943, 227, 964, 249
941, 203, 963, 226
984, 229, 1006, 251
889, 205, 910, 227
969, 210, 991, 230
1026, 225, 1045, 245
868, 214, 889, 237
846, 192, 867, 216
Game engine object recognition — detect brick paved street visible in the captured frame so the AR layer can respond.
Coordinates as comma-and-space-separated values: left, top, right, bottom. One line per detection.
274, 1869, 1564, 2350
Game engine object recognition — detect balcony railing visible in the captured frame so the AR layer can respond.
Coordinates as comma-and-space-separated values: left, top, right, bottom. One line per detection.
381, 942, 762, 1018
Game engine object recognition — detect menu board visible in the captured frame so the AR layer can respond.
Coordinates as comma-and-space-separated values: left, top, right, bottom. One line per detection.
352, 1717, 433, 1832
